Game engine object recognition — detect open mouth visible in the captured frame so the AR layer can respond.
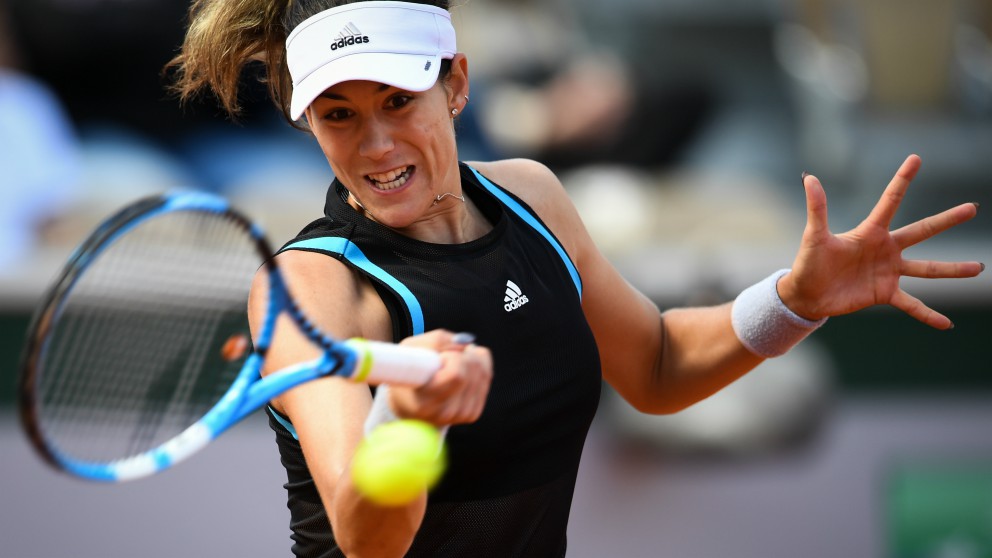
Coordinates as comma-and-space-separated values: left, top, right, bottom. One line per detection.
366, 165, 414, 191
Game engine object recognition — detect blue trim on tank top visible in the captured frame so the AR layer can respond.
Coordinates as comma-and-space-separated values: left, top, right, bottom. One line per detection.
278, 236, 426, 334
268, 407, 299, 440
270, 237, 426, 439
466, 166, 582, 300
268, 170, 580, 436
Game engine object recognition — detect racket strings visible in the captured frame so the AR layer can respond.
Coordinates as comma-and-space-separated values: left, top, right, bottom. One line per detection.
43, 225, 180, 454
36, 210, 263, 463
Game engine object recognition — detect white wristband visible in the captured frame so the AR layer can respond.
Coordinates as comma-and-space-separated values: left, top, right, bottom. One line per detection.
731, 269, 827, 358
364, 385, 399, 436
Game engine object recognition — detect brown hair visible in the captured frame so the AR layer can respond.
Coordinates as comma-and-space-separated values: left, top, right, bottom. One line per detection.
167, 0, 453, 128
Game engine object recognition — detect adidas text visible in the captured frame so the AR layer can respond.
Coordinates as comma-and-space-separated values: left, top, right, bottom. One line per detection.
504, 295, 529, 312
330, 35, 370, 50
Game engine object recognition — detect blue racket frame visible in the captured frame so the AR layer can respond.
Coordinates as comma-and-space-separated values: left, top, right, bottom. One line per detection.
19, 192, 360, 482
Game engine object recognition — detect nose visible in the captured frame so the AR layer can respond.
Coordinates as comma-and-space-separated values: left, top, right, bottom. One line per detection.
358, 115, 395, 160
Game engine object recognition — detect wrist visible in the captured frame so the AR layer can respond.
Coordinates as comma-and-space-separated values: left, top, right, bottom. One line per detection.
731, 269, 828, 358
775, 270, 825, 322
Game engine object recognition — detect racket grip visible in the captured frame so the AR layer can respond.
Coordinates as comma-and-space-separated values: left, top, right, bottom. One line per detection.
343, 339, 443, 386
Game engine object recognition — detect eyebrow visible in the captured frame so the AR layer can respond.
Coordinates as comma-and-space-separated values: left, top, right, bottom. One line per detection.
319, 83, 394, 101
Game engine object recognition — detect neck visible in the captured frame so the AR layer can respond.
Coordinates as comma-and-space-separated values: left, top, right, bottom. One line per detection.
406, 193, 490, 244
345, 183, 491, 245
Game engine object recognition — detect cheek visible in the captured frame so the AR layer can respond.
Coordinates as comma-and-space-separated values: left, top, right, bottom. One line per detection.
312, 129, 352, 165
418, 111, 456, 152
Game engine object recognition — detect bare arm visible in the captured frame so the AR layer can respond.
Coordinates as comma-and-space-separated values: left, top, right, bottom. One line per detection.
473, 155, 982, 416
575, 222, 763, 414
248, 250, 490, 557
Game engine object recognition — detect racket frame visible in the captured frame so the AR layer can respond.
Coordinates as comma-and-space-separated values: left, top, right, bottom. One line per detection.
18, 192, 368, 481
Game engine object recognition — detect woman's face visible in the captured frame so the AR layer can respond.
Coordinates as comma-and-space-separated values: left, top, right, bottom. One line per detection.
306, 55, 469, 230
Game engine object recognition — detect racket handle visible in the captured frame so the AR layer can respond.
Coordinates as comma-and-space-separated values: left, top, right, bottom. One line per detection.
364, 382, 449, 448
343, 338, 443, 386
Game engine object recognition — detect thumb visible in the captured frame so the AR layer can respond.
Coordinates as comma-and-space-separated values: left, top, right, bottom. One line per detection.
802, 171, 830, 238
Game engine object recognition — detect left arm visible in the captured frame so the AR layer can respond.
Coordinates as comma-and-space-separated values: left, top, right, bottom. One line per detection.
576, 222, 763, 414
477, 155, 983, 415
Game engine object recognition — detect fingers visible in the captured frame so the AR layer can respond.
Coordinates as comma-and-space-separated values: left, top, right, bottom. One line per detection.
901, 259, 986, 279
890, 289, 953, 330
391, 330, 493, 426
802, 171, 830, 239
892, 202, 980, 249
429, 343, 492, 424
399, 329, 473, 352
865, 154, 922, 229
892, 258, 982, 329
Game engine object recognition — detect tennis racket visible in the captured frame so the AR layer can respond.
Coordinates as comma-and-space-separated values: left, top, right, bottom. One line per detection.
18, 191, 443, 482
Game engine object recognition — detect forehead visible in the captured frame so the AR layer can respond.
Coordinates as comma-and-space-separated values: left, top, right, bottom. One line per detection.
318, 81, 396, 101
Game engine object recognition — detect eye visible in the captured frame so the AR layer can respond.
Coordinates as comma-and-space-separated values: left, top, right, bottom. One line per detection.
386, 94, 413, 110
322, 107, 353, 122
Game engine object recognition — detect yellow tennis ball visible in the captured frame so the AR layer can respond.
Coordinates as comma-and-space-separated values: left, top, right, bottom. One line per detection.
351, 420, 447, 507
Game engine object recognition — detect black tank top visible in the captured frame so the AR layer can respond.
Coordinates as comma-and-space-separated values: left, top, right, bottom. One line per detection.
267, 163, 602, 557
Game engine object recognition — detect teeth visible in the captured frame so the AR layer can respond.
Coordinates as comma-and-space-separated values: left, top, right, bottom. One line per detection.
367, 166, 412, 190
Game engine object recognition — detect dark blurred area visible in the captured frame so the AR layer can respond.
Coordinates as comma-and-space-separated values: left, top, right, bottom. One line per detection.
5, 0, 275, 137
1, 0, 991, 556
8, 0, 193, 136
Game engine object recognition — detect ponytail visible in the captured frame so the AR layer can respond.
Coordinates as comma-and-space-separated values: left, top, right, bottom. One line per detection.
166, 0, 295, 124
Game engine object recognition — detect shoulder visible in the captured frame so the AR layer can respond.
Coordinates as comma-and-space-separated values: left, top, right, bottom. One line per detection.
467, 159, 576, 235
250, 248, 391, 342
274, 248, 363, 297
466, 158, 566, 205
467, 158, 587, 262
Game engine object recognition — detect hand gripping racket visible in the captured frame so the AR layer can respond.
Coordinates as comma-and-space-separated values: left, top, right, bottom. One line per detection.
18, 192, 442, 482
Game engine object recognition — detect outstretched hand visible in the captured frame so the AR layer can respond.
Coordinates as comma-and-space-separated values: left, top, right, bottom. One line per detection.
777, 154, 984, 329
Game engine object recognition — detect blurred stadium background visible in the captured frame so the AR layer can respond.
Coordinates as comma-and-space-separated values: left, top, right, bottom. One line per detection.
2, 0, 990, 556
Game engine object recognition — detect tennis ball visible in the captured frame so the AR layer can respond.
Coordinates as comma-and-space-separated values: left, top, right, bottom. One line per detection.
351, 420, 447, 507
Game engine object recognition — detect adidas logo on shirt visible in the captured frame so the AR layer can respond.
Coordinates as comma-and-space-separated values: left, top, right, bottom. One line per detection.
503, 280, 530, 312
331, 23, 370, 50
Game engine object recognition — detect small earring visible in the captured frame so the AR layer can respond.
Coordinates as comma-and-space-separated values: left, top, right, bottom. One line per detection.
451, 108, 459, 116
464, 95, 469, 103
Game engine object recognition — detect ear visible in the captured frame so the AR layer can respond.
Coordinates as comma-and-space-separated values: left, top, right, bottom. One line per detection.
446, 53, 470, 113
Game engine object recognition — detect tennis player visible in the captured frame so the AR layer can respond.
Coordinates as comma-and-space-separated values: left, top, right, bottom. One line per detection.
168, 1, 983, 556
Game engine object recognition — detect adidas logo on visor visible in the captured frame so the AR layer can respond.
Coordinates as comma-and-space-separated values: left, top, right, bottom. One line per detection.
503, 280, 530, 312
330, 22, 370, 50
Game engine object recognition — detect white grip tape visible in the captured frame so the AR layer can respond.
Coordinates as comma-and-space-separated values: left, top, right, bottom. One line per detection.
364, 384, 399, 436
344, 338, 442, 386
363, 384, 451, 445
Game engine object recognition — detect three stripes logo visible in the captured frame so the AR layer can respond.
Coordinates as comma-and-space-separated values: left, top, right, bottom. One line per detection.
503, 280, 530, 312
330, 22, 371, 51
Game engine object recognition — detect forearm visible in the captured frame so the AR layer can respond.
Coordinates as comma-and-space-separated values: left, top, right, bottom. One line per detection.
594, 293, 762, 414
646, 267, 831, 413
328, 468, 427, 558
299, 398, 429, 557
316, 329, 490, 557
647, 303, 765, 413
280, 381, 428, 557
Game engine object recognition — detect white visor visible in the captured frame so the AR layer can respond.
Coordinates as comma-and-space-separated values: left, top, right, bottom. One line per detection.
286, 1, 457, 120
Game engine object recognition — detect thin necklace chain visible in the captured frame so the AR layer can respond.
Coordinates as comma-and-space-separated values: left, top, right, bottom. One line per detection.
433, 192, 466, 205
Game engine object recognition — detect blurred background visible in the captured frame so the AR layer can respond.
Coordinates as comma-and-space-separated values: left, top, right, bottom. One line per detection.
2, 0, 991, 556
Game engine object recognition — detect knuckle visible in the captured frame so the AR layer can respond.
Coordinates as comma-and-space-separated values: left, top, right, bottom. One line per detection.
438, 407, 460, 425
